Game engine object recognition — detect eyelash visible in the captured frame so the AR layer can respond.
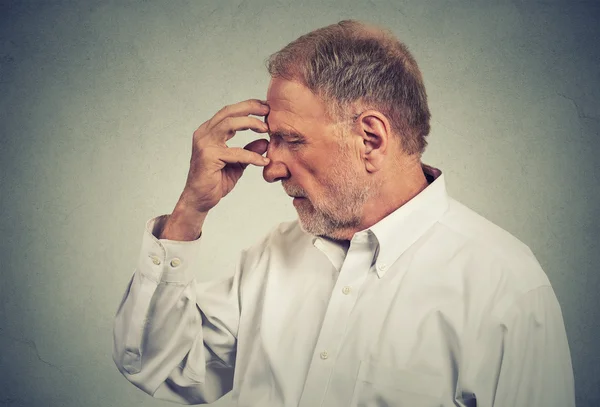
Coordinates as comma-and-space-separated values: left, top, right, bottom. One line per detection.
271, 136, 304, 148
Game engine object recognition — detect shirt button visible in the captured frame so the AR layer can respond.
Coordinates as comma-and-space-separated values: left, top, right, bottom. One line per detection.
342, 286, 351, 295
320, 351, 329, 360
378, 263, 387, 271
170, 258, 181, 267
150, 255, 161, 266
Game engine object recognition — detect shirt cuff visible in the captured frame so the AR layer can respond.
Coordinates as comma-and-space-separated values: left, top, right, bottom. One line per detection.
137, 215, 202, 285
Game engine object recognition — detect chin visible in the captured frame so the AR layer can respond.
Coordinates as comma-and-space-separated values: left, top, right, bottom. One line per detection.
294, 198, 362, 240
296, 213, 349, 240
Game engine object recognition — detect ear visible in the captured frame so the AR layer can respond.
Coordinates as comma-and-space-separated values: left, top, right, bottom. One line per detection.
356, 110, 391, 173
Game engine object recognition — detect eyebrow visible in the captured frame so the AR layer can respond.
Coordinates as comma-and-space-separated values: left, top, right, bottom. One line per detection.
264, 115, 305, 141
269, 129, 306, 141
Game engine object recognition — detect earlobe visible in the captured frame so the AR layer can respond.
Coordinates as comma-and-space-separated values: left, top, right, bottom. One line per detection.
358, 112, 390, 173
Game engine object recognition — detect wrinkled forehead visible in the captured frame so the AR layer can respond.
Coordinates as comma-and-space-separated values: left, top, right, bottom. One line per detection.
265, 78, 330, 132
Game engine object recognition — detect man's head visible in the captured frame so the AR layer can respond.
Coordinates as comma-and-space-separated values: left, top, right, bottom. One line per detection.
266, 20, 430, 155
263, 20, 431, 240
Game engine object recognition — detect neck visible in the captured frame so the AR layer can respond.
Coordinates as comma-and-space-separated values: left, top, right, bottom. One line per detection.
328, 159, 429, 241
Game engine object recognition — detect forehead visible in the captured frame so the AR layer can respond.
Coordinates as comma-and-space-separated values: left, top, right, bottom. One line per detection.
266, 78, 330, 133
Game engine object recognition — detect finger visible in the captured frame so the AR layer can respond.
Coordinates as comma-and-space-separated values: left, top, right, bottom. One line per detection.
244, 139, 269, 156
216, 116, 269, 141
218, 147, 270, 168
211, 99, 269, 126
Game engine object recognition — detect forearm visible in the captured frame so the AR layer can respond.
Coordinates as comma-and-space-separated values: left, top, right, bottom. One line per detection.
113, 216, 239, 403
113, 271, 235, 404
113, 270, 197, 387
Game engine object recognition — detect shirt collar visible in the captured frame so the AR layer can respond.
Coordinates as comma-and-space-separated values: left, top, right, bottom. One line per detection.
312, 163, 449, 278
369, 163, 448, 277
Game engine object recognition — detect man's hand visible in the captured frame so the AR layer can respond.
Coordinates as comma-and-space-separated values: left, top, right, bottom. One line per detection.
160, 99, 270, 240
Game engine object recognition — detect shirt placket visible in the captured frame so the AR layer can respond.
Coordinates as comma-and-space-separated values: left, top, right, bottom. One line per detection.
298, 233, 375, 407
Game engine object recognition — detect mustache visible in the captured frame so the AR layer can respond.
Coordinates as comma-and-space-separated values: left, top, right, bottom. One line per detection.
282, 182, 307, 198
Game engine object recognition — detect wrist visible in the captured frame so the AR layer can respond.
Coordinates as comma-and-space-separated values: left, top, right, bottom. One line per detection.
159, 201, 208, 241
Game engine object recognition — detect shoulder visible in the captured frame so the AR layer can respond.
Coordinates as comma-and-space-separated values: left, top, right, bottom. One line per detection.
439, 198, 534, 259
241, 219, 313, 264
428, 197, 552, 314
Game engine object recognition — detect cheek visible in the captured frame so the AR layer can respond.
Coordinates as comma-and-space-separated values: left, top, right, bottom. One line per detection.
299, 148, 336, 177
287, 152, 315, 178
292, 147, 341, 190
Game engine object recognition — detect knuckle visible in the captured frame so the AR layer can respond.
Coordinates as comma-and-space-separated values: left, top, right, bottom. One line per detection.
247, 151, 259, 162
221, 116, 233, 128
218, 104, 231, 116
193, 122, 208, 138
236, 149, 249, 161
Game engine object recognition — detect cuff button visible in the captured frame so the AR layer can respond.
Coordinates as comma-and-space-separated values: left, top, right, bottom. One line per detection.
150, 255, 161, 266
170, 258, 181, 268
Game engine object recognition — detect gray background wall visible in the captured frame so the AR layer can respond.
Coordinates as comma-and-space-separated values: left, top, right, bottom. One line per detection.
1, 1, 598, 406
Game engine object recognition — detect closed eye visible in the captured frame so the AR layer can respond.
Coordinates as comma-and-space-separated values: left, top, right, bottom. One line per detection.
269, 131, 306, 146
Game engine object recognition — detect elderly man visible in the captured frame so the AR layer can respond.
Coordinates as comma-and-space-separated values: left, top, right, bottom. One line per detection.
113, 20, 575, 406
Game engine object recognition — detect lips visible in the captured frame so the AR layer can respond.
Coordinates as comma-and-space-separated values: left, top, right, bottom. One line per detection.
292, 196, 307, 205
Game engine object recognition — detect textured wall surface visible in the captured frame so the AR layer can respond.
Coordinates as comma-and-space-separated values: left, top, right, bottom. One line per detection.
0, 1, 598, 406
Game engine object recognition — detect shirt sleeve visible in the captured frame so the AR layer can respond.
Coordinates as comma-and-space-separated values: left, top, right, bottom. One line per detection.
112, 215, 242, 404
464, 285, 576, 407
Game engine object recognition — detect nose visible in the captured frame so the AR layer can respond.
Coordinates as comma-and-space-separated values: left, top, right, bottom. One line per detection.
262, 141, 290, 183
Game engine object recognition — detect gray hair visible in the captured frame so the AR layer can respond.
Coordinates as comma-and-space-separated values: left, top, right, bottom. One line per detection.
266, 20, 430, 155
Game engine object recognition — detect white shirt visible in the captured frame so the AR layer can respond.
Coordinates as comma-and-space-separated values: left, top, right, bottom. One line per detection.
113, 165, 575, 406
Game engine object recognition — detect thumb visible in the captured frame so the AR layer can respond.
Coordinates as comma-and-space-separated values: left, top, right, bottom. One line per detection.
244, 138, 269, 156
